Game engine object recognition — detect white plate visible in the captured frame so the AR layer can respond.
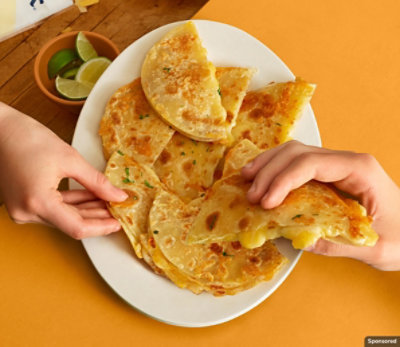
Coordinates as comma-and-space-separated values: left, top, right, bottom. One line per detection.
70, 20, 321, 327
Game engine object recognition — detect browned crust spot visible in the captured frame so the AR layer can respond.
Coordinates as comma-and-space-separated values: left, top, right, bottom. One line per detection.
209, 243, 223, 254
159, 150, 171, 164
206, 211, 220, 231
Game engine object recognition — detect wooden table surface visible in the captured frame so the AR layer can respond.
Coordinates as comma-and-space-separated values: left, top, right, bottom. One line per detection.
0, 0, 208, 144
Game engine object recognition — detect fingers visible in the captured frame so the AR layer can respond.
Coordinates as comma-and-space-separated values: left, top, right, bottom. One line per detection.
74, 200, 108, 210
241, 144, 286, 180
60, 190, 113, 218
65, 151, 127, 202
241, 141, 327, 181
39, 191, 121, 239
260, 152, 364, 209
241, 140, 374, 209
60, 190, 108, 210
243, 141, 328, 205
304, 239, 375, 265
77, 208, 112, 219
60, 189, 98, 204
7, 186, 119, 239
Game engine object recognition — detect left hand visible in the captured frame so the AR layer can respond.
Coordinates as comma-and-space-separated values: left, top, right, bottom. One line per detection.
0, 102, 128, 239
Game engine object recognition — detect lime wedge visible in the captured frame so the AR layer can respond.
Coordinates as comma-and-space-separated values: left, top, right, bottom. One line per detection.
76, 32, 98, 62
55, 76, 92, 100
75, 57, 111, 87
47, 48, 78, 79
61, 66, 80, 79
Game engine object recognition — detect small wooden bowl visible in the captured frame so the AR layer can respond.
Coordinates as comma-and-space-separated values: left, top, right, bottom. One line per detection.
34, 31, 119, 112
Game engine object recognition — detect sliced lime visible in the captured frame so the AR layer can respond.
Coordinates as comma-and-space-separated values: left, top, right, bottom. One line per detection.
47, 48, 78, 79
61, 66, 80, 79
75, 32, 98, 62
55, 76, 92, 100
75, 57, 111, 87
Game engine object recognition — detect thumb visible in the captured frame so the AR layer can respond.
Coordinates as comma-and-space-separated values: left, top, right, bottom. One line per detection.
67, 153, 127, 202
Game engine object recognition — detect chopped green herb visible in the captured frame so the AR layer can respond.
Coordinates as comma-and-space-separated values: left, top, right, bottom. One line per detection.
153, 230, 159, 234
222, 251, 234, 257
191, 140, 198, 146
276, 122, 282, 126
217, 87, 221, 96
312, 213, 319, 216
140, 172, 143, 177
200, 193, 205, 197
192, 160, 197, 165
206, 146, 210, 152
144, 180, 154, 189
133, 196, 138, 200
122, 178, 135, 184
139, 114, 149, 120
292, 214, 303, 220
163, 67, 171, 73
122, 167, 134, 183
117, 150, 124, 156
180, 152, 186, 156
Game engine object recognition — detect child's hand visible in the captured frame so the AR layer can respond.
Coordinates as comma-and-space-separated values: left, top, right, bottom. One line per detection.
241, 140, 400, 270
0, 103, 127, 239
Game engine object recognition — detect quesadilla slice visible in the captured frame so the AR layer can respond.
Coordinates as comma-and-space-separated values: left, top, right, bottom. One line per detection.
232, 78, 315, 149
99, 78, 174, 165
147, 189, 287, 296
186, 140, 378, 249
141, 21, 228, 141
216, 66, 256, 131
222, 139, 262, 178
153, 134, 225, 202
104, 151, 161, 258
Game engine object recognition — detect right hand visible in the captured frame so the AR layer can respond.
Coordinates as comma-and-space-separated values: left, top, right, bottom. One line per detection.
241, 140, 400, 271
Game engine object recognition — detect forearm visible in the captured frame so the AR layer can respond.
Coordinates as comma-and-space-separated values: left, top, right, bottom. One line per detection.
0, 101, 15, 124
0, 102, 24, 150
0, 102, 13, 204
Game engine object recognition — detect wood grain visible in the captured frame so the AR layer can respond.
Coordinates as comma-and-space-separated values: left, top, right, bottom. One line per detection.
0, 0, 208, 144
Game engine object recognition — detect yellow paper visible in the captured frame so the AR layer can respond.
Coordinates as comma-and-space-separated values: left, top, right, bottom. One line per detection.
76, 0, 99, 7
0, 1, 16, 37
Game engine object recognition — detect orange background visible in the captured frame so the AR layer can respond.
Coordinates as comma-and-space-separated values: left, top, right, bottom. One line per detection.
1, 0, 400, 346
